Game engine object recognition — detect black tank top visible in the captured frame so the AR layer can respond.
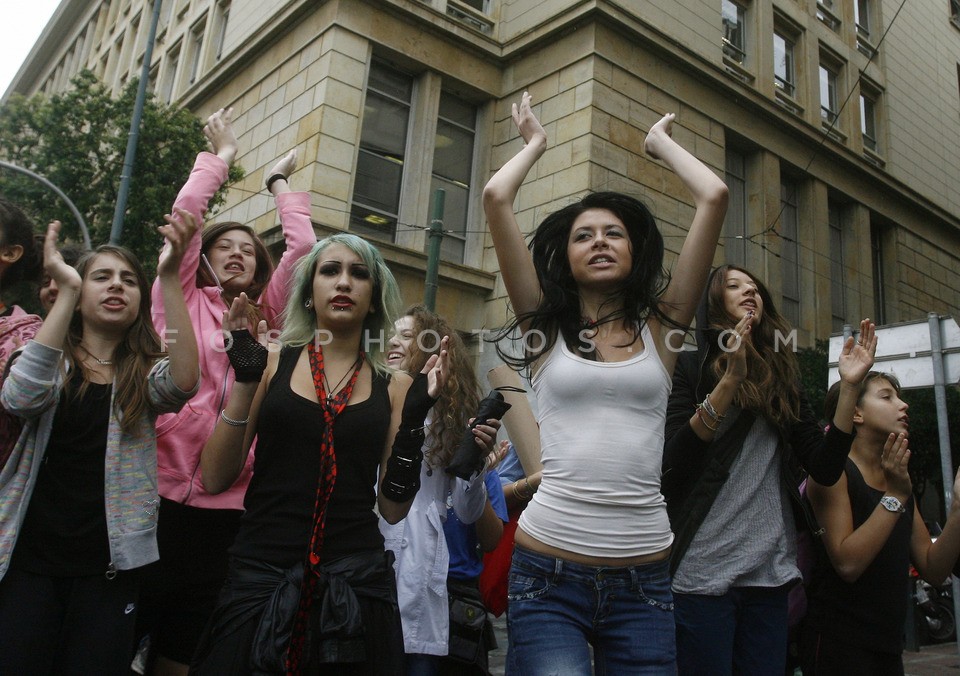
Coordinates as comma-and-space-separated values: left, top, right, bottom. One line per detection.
230, 345, 392, 567
805, 458, 913, 654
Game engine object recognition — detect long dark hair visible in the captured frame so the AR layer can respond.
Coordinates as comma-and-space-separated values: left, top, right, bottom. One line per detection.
496, 191, 674, 369
197, 222, 273, 325
0, 196, 42, 287
706, 264, 801, 431
67, 246, 164, 433
401, 305, 481, 469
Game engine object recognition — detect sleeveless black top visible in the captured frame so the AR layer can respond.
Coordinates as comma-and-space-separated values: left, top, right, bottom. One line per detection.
805, 458, 914, 654
230, 346, 392, 567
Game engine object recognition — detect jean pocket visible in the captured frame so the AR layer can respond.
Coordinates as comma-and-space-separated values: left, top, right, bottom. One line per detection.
634, 571, 675, 612
507, 571, 552, 602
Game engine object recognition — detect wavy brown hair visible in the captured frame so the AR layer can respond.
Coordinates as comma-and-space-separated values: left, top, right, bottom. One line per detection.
400, 305, 481, 469
706, 264, 801, 432
197, 222, 273, 326
67, 246, 164, 434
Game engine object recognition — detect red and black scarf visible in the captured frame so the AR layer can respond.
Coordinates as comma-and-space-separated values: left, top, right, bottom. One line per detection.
285, 343, 364, 674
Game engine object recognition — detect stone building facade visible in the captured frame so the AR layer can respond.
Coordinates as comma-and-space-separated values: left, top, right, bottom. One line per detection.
6, 0, 960, 350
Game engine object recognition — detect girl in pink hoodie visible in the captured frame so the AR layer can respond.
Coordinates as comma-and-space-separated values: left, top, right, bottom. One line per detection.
0, 198, 42, 470
140, 108, 316, 674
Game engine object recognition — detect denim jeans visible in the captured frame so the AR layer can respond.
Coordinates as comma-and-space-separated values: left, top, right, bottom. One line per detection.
506, 545, 676, 675
674, 585, 790, 676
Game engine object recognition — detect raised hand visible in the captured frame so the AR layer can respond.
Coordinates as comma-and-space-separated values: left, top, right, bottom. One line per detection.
643, 113, 677, 161
423, 335, 450, 399
839, 318, 877, 385
880, 432, 912, 501
222, 293, 269, 383
157, 207, 200, 279
511, 91, 547, 150
268, 149, 298, 182
42, 221, 81, 295
721, 311, 753, 384
203, 107, 238, 166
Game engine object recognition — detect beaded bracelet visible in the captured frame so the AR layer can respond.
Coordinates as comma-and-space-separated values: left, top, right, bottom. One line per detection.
220, 409, 249, 427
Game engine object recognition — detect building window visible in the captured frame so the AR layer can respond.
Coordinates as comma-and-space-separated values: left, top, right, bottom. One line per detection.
723, 149, 747, 267
430, 93, 477, 264
855, 0, 875, 56
159, 44, 180, 104
870, 222, 887, 324
860, 89, 879, 153
188, 21, 205, 84
819, 63, 839, 125
828, 202, 846, 332
722, 0, 747, 65
773, 31, 796, 98
147, 63, 159, 93
780, 178, 800, 327
351, 62, 413, 243
817, 0, 841, 31
214, 1, 230, 60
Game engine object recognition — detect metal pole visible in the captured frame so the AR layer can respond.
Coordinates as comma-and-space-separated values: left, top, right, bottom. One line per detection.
424, 188, 445, 312
0, 160, 91, 249
110, 0, 163, 244
927, 311, 960, 661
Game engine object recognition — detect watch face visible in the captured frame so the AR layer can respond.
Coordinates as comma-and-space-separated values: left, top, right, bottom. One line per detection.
880, 496, 905, 513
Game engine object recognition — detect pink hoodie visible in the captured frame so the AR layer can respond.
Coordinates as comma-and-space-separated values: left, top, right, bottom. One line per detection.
151, 152, 316, 509
0, 306, 41, 468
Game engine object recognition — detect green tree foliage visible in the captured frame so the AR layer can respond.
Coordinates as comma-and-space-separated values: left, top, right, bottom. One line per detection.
796, 338, 960, 522
0, 70, 243, 284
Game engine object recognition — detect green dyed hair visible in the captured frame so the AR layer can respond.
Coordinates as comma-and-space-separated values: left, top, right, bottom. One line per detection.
279, 233, 401, 376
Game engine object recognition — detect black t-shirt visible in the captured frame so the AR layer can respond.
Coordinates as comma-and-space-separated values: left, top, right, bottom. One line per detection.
230, 346, 392, 567
12, 372, 113, 576
805, 458, 914, 654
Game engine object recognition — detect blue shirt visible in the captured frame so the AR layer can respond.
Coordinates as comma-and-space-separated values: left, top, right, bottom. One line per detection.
497, 443, 525, 484
444, 470, 508, 580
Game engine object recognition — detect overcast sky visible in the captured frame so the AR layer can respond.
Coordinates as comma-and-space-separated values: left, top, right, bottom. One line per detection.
1, 1, 64, 96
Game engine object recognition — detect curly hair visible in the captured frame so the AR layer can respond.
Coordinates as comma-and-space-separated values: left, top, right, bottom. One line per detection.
399, 305, 482, 469
495, 191, 675, 370
705, 264, 801, 432
279, 233, 401, 377
0, 196, 42, 287
67, 246, 164, 434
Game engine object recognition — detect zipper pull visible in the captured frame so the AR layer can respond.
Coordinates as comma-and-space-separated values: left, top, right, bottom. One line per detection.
105, 562, 117, 580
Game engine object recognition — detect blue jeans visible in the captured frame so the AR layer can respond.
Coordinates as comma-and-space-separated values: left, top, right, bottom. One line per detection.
674, 585, 790, 676
506, 546, 676, 675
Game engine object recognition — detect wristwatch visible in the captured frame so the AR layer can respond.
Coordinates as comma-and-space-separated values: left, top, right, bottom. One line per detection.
879, 495, 906, 513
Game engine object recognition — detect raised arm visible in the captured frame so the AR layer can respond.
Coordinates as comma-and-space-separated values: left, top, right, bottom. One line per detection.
808, 434, 912, 583
646, 114, 728, 361
378, 341, 447, 524
258, 150, 317, 324
155, 207, 202, 393
482, 92, 546, 331
200, 294, 270, 494
32, 221, 81, 352
152, 108, 236, 326
912, 466, 960, 584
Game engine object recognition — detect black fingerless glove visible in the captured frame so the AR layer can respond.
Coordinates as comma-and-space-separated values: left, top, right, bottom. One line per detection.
400, 372, 438, 429
381, 373, 438, 503
226, 330, 267, 383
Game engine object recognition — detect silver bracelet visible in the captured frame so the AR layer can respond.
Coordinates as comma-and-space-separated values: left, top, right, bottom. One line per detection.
702, 393, 724, 422
220, 409, 249, 427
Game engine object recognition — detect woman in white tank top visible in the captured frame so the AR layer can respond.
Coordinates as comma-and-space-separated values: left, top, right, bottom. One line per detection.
482, 92, 728, 674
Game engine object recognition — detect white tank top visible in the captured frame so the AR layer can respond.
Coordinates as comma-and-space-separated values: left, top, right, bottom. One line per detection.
518, 323, 675, 558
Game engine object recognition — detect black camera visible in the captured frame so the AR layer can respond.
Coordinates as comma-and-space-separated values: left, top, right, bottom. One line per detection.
445, 390, 512, 480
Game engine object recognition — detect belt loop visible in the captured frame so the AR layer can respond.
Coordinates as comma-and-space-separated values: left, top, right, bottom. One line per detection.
553, 556, 563, 582
629, 565, 640, 591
